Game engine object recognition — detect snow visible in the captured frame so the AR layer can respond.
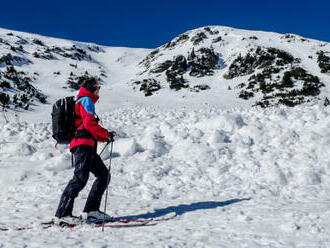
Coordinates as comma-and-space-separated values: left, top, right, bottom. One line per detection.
0, 26, 330, 247
1, 103, 330, 247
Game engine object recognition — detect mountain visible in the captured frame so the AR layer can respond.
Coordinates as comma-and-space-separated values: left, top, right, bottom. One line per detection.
0, 27, 150, 121
0, 25, 329, 120
135, 26, 330, 107
1, 26, 330, 247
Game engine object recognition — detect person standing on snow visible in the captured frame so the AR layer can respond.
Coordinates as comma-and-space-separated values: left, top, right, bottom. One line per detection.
54, 77, 115, 225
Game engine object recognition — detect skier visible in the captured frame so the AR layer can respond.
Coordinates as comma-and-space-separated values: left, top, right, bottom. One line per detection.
54, 77, 116, 225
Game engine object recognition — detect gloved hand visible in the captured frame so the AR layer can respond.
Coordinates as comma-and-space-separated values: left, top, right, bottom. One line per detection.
107, 131, 116, 142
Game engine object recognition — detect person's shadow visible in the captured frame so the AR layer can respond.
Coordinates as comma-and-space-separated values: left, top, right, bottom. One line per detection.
115, 198, 251, 220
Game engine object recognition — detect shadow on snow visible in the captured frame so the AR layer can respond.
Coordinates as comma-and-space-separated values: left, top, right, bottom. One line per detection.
115, 198, 251, 221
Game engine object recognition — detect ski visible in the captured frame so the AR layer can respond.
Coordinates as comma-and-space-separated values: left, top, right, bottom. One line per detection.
92, 211, 177, 224
0, 212, 177, 231
0, 220, 151, 231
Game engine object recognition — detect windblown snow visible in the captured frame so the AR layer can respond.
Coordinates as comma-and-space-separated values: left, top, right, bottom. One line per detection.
0, 25, 330, 247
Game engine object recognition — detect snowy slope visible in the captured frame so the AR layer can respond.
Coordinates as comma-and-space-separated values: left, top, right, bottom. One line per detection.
0, 25, 329, 122
1, 104, 330, 247
135, 26, 330, 107
0, 26, 330, 247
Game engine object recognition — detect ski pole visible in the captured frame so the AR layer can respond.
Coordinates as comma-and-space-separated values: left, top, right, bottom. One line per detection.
99, 140, 111, 156
102, 141, 113, 232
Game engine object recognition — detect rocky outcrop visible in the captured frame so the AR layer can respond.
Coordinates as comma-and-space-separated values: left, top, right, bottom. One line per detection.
0, 66, 46, 110
188, 47, 220, 77
0, 53, 31, 67
224, 47, 295, 79
317, 51, 330, 73
133, 79, 161, 96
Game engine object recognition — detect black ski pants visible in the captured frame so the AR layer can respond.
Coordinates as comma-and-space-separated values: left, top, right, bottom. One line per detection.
55, 145, 110, 218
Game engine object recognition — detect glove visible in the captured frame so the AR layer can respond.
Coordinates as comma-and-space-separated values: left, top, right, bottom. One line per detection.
107, 131, 116, 142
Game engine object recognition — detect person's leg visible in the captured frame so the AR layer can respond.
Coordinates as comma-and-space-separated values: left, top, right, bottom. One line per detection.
83, 153, 110, 212
55, 146, 94, 218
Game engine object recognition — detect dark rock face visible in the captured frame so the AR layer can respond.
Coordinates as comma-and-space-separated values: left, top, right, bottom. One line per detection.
188, 47, 220, 77
164, 34, 190, 49
191, 84, 210, 92
32, 39, 45, 46
133, 79, 161, 96
0, 66, 46, 110
317, 51, 330, 73
135, 27, 328, 106
203, 27, 219, 35
37, 45, 93, 61
190, 32, 208, 46
0, 92, 10, 109
281, 34, 297, 43
15, 36, 29, 45
167, 74, 188, 91
0, 53, 31, 67
237, 66, 324, 107
87, 45, 104, 53
224, 47, 294, 79
33, 51, 55, 60
165, 55, 189, 91
171, 55, 188, 74
150, 60, 173, 74
138, 49, 160, 72
62, 45, 92, 61
212, 36, 222, 43
224, 46, 325, 107
145, 47, 220, 92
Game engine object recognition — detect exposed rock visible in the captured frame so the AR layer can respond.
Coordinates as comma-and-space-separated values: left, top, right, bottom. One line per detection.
32, 39, 45, 46
317, 51, 330, 73
188, 47, 220, 77
203, 27, 219, 35
139, 49, 160, 71
240, 67, 324, 107
176, 34, 190, 43
191, 84, 210, 92
212, 36, 222, 43
150, 60, 173, 73
87, 45, 104, 53
224, 47, 294, 79
0, 66, 47, 109
0, 53, 31, 67
32, 51, 55, 60
281, 34, 296, 43
0, 92, 10, 108
10, 45, 25, 53
167, 74, 188, 91
15, 36, 29, 45
164, 34, 190, 49
133, 79, 161, 96
46, 45, 92, 61
190, 32, 207, 46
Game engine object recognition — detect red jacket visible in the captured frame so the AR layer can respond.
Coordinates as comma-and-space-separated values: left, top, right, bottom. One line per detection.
70, 87, 110, 151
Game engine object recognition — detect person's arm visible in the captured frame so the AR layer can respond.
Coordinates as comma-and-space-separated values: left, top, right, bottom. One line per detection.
78, 97, 110, 142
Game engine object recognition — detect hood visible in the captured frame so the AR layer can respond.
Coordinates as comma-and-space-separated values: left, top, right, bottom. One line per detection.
76, 87, 99, 103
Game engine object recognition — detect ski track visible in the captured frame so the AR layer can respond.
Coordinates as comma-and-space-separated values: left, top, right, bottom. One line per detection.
1, 104, 330, 247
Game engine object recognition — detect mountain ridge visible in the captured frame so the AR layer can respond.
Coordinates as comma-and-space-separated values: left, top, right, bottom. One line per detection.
0, 25, 329, 120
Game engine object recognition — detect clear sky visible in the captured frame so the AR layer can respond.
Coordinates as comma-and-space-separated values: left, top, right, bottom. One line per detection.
1, 0, 329, 48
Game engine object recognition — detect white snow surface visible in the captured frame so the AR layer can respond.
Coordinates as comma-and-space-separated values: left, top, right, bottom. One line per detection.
1, 104, 330, 247
0, 26, 330, 247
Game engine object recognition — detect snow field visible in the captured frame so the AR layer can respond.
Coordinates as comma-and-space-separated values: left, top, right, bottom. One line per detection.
1, 104, 330, 247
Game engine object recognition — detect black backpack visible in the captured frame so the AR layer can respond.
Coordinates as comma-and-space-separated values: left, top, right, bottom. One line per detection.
51, 96, 76, 144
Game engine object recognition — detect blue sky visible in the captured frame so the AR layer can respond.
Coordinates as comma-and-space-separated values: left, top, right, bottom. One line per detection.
1, 0, 329, 48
